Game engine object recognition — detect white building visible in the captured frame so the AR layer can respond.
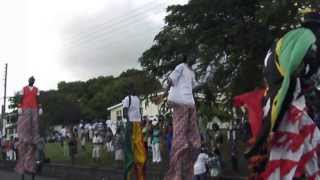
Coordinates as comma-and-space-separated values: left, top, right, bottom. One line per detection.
107, 103, 123, 122
107, 93, 164, 122
1, 112, 18, 140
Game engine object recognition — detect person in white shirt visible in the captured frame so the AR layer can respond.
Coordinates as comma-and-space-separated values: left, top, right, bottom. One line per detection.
164, 55, 202, 180
122, 83, 146, 180
92, 132, 103, 162
193, 148, 209, 180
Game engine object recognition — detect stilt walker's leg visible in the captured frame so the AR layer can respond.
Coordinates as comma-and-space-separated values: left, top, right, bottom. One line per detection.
21, 174, 24, 180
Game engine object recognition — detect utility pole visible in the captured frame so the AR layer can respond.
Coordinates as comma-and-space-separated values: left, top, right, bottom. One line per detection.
1, 63, 7, 132
3, 63, 7, 116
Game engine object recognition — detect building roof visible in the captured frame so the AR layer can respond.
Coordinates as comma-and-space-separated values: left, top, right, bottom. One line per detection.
107, 91, 206, 111
107, 103, 122, 111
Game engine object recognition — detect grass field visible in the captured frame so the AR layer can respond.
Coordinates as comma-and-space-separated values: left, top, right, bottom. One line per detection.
45, 142, 168, 172
45, 138, 249, 177
45, 143, 118, 168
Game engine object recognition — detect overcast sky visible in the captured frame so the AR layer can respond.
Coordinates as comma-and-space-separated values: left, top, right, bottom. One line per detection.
0, 0, 188, 98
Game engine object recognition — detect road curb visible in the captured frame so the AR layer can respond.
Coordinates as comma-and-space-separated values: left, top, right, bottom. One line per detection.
0, 160, 246, 180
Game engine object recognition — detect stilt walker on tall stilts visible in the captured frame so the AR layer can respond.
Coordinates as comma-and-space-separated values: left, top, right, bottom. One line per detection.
15, 76, 43, 180
242, 12, 320, 180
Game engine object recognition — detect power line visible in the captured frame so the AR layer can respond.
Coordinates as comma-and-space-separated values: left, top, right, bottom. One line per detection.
64, 8, 166, 49
79, 28, 158, 50
64, 29, 159, 61
63, 23, 161, 54
64, 11, 164, 51
65, 1, 166, 45
67, 0, 164, 37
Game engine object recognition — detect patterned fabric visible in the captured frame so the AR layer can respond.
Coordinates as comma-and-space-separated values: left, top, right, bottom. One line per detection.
124, 121, 146, 180
164, 104, 201, 180
15, 108, 39, 174
261, 83, 320, 180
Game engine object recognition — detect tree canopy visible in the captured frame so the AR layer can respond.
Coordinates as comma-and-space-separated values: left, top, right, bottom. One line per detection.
9, 69, 161, 127
139, 0, 320, 119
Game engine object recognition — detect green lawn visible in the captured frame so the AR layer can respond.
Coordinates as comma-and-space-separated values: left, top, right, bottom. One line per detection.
45, 142, 118, 168
44, 134, 249, 177
45, 142, 166, 171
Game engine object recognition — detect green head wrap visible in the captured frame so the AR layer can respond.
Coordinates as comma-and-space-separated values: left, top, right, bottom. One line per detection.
270, 28, 316, 130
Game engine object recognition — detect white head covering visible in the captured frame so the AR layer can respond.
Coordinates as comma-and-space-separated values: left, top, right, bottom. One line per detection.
151, 117, 159, 126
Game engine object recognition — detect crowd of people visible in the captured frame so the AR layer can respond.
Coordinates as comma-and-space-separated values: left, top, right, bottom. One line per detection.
0, 136, 18, 161
52, 116, 174, 166
0, 59, 265, 180
7, 11, 320, 180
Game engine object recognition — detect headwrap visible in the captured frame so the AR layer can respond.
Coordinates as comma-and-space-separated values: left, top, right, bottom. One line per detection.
264, 28, 316, 131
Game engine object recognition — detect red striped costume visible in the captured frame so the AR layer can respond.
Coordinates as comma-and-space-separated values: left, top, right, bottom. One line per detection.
261, 88, 320, 180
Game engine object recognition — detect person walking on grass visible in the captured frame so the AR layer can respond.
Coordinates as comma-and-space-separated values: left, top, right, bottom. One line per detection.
113, 128, 124, 162
80, 126, 87, 150
105, 127, 114, 153
92, 132, 103, 162
68, 131, 77, 165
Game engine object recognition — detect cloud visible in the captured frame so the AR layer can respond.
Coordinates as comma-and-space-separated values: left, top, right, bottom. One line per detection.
60, 0, 187, 80
0, 0, 188, 96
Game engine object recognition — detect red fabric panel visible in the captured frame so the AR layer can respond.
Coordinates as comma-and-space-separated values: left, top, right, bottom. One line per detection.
21, 86, 38, 109
233, 88, 265, 138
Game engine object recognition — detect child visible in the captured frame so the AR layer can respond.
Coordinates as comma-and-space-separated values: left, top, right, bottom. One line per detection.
193, 147, 209, 180
151, 119, 161, 163
207, 152, 221, 178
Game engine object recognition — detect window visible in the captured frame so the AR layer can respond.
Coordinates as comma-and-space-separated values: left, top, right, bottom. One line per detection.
116, 110, 122, 120
116, 110, 122, 117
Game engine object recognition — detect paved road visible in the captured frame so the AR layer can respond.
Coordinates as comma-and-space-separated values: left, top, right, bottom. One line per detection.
0, 170, 58, 180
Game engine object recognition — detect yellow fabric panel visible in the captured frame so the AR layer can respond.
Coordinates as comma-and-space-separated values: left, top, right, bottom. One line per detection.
132, 122, 146, 180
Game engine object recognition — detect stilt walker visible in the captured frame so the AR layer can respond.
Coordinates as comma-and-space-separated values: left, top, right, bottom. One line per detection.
15, 76, 43, 180
245, 12, 320, 179
123, 83, 146, 180
163, 55, 202, 180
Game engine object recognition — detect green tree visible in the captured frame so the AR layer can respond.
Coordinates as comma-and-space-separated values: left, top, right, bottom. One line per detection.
139, 0, 320, 120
